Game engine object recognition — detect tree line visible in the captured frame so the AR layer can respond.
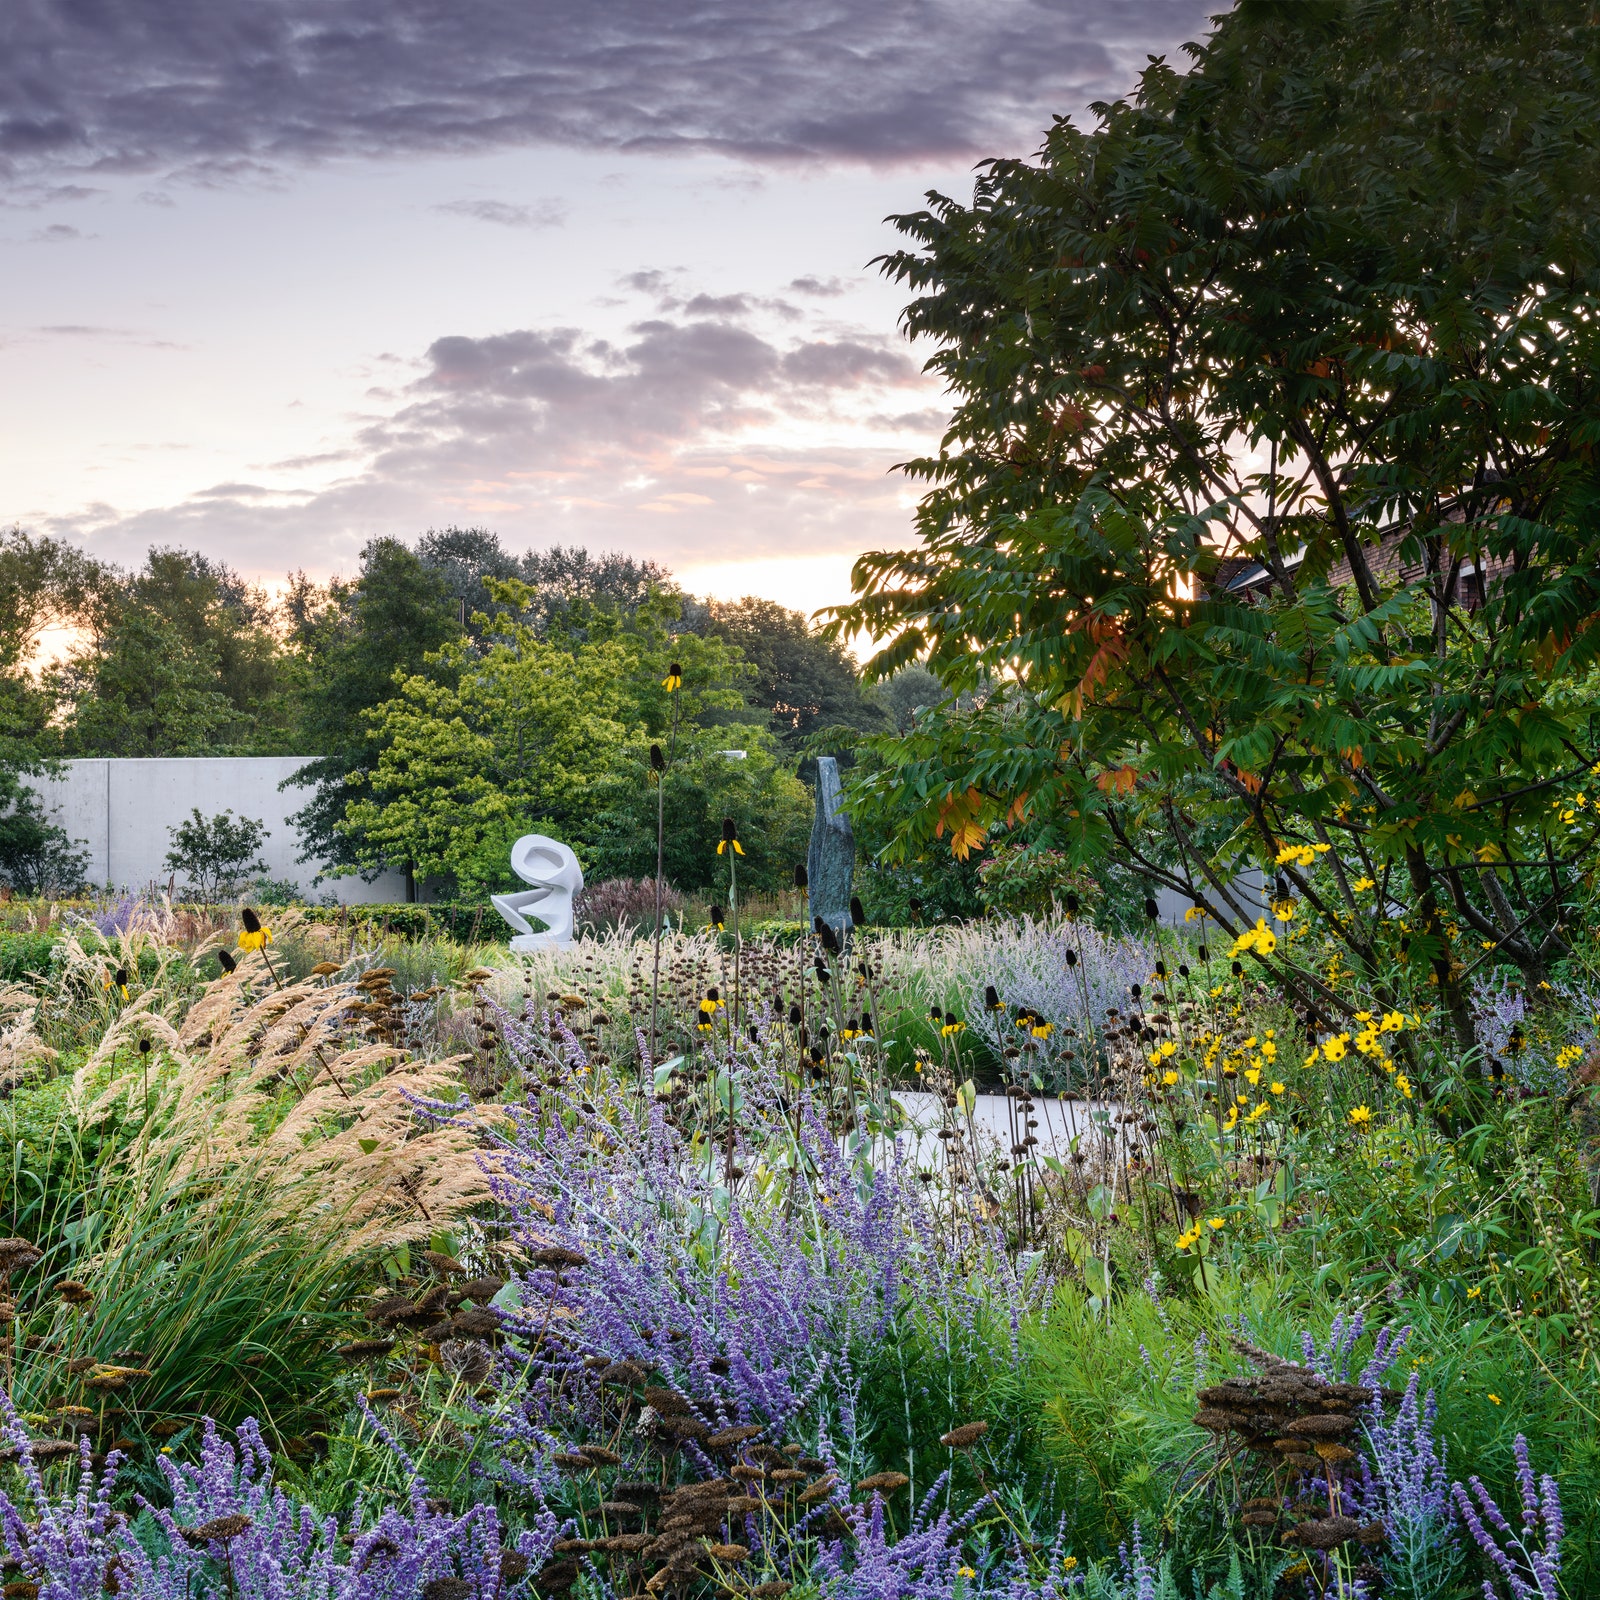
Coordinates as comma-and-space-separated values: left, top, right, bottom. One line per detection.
0, 525, 938, 898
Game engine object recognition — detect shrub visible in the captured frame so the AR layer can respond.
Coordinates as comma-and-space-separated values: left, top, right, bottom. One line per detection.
575, 875, 686, 935
163, 808, 270, 902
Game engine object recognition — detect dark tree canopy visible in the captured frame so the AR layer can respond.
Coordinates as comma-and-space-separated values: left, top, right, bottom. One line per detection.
416, 527, 672, 639
836, 0, 1600, 1044
55, 548, 293, 758
286, 538, 463, 872
705, 596, 886, 757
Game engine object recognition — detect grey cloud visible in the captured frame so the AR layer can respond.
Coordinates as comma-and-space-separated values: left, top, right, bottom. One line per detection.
27, 221, 89, 240
36, 300, 940, 573
683, 292, 754, 317
34, 322, 183, 347
0, 1, 1216, 185
433, 197, 567, 228
0, 181, 99, 207
780, 338, 916, 387
788, 274, 849, 296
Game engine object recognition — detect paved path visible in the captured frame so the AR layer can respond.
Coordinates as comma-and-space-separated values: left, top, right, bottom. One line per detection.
873, 1088, 1127, 1167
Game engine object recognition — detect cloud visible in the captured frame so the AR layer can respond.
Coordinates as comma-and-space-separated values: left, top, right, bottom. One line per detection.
27, 222, 91, 241
33, 323, 184, 348
432, 197, 567, 228
40, 291, 939, 578
0, 1, 1216, 186
788, 274, 849, 297
0, 182, 100, 208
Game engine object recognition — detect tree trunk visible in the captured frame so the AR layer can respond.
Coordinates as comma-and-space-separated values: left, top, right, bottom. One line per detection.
1405, 846, 1475, 1051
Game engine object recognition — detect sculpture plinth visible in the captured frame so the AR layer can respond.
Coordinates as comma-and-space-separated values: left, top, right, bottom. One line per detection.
491, 834, 584, 950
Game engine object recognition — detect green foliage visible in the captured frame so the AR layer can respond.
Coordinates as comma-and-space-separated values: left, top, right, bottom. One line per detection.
0, 1071, 360, 1440
54, 548, 297, 757
582, 734, 811, 894
163, 807, 270, 902
835, 0, 1600, 1047
0, 931, 59, 981
338, 589, 635, 893
339, 582, 766, 896
285, 537, 464, 870
0, 773, 88, 896
705, 596, 887, 759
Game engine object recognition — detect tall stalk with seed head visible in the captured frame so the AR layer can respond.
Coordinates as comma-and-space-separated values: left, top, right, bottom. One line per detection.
649, 660, 683, 1075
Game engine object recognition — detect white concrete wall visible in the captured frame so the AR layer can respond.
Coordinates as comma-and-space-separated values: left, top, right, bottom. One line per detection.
1154, 870, 1268, 929
23, 758, 409, 903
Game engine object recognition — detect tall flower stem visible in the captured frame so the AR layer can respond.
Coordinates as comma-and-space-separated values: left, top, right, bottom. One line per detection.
726, 841, 740, 1188
649, 759, 665, 1082
650, 664, 683, 1081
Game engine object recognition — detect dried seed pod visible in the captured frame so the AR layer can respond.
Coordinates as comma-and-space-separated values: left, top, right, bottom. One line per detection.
1282, 1515, 1361, 1550
0, 1238, 41, 1275
856, 1471, 910, 1492
533, 1246, 587, 1269
643, 1387, 690, 1417
440, 1339, 493, 1385
1283, 1413, 1356, 1439
707, 1425, 763, 1449
337, 1338, 395, 1361
180, 1514, 253, 1545
939, 1421, 988, 1449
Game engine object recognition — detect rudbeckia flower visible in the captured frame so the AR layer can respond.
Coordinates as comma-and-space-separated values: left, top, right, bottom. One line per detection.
238, 908, 272, 952
697, 988, 724, 1031
716, 816, 744, 855
662, 661, 683, 691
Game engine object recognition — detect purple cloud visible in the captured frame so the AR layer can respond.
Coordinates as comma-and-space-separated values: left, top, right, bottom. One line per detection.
0, 1, 1215, 184
432, 197, 567, 228
39, 296, 936, 575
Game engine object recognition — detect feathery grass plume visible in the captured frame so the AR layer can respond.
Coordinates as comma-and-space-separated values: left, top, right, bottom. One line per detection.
0, 987, 54, 1091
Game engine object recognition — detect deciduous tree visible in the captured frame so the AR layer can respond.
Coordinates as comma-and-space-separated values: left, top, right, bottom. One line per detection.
835, 0, 1600, 1045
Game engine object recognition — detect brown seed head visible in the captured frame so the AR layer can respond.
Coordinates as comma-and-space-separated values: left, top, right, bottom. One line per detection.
707, 1425, 763, 1449
855, 1471, 910, 1493
1283, 1515, 1361, 1551
181, 1514, 253, 1545
939, 1421, 988, 1449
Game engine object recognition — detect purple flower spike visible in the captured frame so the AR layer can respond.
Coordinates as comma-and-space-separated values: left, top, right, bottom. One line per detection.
1450, 1435, 1564, 1600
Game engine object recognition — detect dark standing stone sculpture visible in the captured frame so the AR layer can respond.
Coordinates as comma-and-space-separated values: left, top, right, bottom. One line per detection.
807, 755, 855, 942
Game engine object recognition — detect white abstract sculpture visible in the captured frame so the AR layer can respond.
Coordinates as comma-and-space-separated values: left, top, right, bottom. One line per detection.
491, 834, 584, 951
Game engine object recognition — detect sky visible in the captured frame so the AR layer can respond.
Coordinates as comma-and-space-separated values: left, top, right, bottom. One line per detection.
2, 0, 1218, 621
